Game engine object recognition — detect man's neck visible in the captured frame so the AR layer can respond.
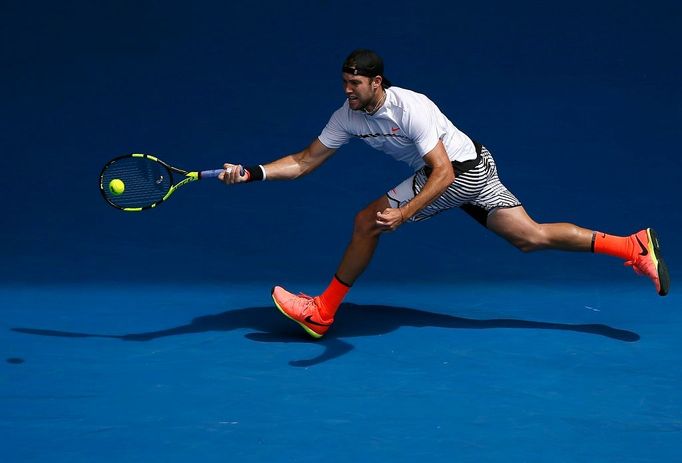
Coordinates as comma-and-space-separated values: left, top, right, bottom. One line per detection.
364, 88, 387, 115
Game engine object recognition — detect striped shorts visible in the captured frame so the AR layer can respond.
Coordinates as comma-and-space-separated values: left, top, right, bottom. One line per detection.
386, 146, 521, 226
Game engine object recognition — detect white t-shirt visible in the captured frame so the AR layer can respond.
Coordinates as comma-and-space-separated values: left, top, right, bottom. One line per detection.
318, 86, 477, 171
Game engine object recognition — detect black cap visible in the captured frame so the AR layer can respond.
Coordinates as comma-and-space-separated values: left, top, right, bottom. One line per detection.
342, 49, 392, 88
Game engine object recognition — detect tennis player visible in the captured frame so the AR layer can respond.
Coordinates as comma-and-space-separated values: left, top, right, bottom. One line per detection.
220, 49, 670, 338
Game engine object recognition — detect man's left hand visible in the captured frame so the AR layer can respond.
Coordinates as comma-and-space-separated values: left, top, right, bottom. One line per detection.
376, 208, 405, 232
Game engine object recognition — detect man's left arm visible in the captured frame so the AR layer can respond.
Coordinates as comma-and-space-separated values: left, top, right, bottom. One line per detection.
376, 140, 454, 230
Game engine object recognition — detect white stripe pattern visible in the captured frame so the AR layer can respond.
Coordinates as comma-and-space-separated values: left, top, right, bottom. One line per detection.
394, 147, 521, 222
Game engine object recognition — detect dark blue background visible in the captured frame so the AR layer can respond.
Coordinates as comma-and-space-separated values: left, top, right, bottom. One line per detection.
2, 0, 680, 286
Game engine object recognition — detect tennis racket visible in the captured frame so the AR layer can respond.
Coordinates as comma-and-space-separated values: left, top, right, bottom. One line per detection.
99, 153, 243, 212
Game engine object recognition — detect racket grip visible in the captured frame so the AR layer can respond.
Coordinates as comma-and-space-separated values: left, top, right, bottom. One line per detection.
200, 167, 246, 178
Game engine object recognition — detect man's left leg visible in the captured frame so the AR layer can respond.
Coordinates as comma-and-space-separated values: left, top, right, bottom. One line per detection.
486, 205, 669, 295
272, 196, 390, 338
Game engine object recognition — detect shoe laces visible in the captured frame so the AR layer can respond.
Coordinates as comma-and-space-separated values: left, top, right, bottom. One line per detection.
624, 257, 656, 279
624, 260, 644, 276
296, 293, 330, 321
295, 293, 321, 313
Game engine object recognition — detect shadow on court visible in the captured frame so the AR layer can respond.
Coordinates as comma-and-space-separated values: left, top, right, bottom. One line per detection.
12, 303, 639, 367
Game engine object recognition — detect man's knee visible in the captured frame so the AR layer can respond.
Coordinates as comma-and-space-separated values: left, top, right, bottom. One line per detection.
353, 205, 382, 238
508, 227, 548, 252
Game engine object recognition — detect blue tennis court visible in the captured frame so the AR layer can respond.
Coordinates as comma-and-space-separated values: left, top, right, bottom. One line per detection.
3, 281, 680, 461
2, 1, 680, 461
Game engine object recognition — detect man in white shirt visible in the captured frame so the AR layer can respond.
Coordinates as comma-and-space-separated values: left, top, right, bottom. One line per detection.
220, 49, 669, 339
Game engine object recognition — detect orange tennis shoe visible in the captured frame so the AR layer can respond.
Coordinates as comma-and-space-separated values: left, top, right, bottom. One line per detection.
625, 228, 670, 296
271, 286, 334, 338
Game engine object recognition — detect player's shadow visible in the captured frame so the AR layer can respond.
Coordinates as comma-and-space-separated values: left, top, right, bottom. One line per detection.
12, 303, 639, 367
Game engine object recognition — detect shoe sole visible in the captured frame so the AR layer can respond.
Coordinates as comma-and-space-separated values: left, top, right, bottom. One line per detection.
647, 228, 670, 296
271, 288, 324, 339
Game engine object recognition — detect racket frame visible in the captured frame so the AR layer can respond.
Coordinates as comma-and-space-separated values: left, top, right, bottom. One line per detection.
99, 153, 202, 212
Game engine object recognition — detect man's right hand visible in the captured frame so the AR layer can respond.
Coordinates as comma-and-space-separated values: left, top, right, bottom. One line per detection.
218, 163, 251, 184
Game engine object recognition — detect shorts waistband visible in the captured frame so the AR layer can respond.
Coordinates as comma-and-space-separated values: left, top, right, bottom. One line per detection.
423, 139, 483, 177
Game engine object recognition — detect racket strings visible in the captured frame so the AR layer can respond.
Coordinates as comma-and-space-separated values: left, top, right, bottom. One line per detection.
101, 157, 173, 208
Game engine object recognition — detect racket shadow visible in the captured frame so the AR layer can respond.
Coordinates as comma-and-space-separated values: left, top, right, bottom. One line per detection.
12, 303, 639, 367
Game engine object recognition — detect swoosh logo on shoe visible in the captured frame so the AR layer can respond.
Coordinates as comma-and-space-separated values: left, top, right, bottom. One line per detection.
304, 315, 333, 327
391, 127, 400, 132
636, 236, 649, 256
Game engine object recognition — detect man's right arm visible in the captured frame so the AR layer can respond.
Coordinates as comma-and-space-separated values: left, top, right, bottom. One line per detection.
219, 138, 337, 184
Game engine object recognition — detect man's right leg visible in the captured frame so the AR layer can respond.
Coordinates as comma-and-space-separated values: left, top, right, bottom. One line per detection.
272, 196, 390, 338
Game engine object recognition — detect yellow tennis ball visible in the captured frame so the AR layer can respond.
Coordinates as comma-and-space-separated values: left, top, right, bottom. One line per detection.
109, 178, 125, 195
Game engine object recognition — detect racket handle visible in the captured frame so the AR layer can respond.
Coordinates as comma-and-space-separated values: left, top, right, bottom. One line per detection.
200, 167, 246, 178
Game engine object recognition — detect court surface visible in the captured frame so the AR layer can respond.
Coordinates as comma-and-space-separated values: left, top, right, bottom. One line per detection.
2, 281, 680, 462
